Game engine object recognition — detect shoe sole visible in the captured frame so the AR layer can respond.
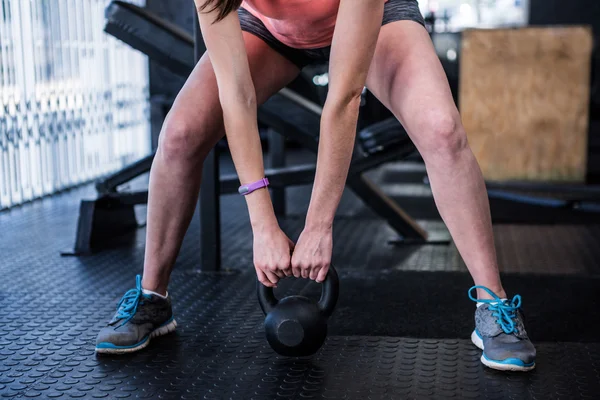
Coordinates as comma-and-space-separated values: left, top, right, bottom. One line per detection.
471, 330, 535, 372
95, 318, 178, 355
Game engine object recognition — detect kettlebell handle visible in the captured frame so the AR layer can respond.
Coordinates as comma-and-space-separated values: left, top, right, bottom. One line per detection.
317, 265, 339, 317
257, 278, 278, 315
257, 265, 340, 317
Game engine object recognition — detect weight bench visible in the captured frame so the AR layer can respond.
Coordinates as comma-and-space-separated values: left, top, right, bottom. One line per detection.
64, 1, 439, 256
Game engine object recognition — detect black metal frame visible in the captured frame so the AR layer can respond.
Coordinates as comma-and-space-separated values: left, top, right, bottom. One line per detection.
194, 15, 221, 271
258, 89, 430, 242
61, 161, 319, 256
268, 128, 287, 216
63, 1, 433, 259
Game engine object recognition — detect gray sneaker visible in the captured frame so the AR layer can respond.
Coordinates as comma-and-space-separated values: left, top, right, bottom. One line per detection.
95, 275, 177, 354
468, 286, 536, 371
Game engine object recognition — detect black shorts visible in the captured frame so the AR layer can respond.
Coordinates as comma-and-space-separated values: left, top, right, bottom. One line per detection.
238, 0, 425, 69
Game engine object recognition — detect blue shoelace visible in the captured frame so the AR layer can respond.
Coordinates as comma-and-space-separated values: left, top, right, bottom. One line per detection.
468, 285, 522, 334
114, 275, 151, 326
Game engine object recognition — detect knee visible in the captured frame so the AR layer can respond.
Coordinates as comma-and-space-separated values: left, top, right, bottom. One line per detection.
157, 114, 212, 164
416, 112, 467, 162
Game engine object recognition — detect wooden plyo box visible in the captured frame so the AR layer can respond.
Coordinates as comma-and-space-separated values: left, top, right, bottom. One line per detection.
459, 26, 593, 182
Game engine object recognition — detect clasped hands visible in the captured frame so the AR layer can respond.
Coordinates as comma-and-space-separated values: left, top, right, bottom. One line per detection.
253, 223, 332, 288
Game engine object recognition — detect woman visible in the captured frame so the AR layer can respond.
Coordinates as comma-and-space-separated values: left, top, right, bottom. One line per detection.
95, 0, 536, 372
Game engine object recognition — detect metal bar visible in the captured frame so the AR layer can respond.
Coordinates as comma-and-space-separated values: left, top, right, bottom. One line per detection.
257, 106, 319, 152
55, 0, 69, 190
195, 11, 221, 272
7, 0, 23, 206
15, 0, 35, 204
105, 190, 149, 205
268, 128, 286, 216
199, 150, 222, 271
30, 0, 44, 200
278, 88, 323, 116
42, 0, 58, 195
0, 0, 9, 209
347, 174, 428, 241
223, 164, 316, 193
484, 181, 600, 195
348, 142, 416, 176
99, 163, 318, 205
64, 0, 77, 187
95, 152, 155, 193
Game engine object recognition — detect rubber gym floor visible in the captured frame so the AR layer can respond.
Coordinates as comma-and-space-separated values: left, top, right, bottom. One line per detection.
1, 152, 600, 399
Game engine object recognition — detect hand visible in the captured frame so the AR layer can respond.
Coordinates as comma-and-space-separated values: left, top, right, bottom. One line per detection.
253, 224, 295, 288
291, 226, 333, 282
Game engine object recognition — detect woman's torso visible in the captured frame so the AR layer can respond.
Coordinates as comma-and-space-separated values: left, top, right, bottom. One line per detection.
241, 0, 371, 49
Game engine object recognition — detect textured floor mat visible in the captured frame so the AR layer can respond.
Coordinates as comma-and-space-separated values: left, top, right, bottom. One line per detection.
292, 270, 600, 342
2, 154, 600, 399
1, 269, 599, 399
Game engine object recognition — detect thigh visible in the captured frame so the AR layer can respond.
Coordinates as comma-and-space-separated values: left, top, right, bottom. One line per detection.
164, 31, 301, 147
366, 21, 460, 141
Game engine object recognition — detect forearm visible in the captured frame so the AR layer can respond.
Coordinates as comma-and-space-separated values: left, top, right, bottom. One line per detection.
195, 2, 278, 231
222, 97, 277, 230
305, 95, 361, 229
304, 0, 382, 230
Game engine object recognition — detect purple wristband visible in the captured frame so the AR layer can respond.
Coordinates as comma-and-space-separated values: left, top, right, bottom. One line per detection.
238, 178, 269, 196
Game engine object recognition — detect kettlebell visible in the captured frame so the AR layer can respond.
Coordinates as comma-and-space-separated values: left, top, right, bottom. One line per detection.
257, 265, 339, 357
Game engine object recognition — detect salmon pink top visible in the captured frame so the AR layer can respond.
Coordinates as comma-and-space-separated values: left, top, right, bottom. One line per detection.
241, 0, 387, 49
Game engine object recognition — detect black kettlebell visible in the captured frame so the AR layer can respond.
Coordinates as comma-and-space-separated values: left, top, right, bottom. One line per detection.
257, 265, 339, 357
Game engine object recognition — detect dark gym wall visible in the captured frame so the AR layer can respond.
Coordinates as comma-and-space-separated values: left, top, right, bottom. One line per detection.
146, 0, 195, 148
529, 0, 600, 182
146, 0, 194, 97
529, 0, 600, 30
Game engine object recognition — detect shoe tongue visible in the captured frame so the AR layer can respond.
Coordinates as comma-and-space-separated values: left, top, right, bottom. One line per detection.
141, 288, 167, 299
476, 298, 508, 308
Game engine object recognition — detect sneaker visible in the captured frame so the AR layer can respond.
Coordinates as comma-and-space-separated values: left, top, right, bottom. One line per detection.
95, 275, 177, 354
468, 285, 536, 371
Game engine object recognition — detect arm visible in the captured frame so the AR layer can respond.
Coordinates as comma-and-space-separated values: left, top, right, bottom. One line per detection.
197, 4, 273, 228
292, 0, 385, 282
196, 2, 292, 286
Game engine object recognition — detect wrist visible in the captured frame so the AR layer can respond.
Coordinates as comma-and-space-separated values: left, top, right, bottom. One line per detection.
305, 197, 336, 232
240, 185, 278, 232
252, 217, 281, 236
304, 214, 333, 233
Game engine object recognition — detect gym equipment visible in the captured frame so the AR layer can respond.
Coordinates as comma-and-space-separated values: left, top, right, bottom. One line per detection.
460, 27, 592, 182
257, 266, 339, 357
104, 0, 194, 76
65, 0, 436, 257
358, 117, 414, 156
8, 193, 600, 398
66, 1, 600, 257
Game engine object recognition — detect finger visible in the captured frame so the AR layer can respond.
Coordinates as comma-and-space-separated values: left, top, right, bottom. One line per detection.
301, 267, 309, 279
316, 265, 329, 283
264, 270, 279, 286
280, 263, 293, 277
292, 264, 302, 278
309, 266, 320, 281
256, 269, 275, 288
269, 266, 285, 279
275, 270, 286, 279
